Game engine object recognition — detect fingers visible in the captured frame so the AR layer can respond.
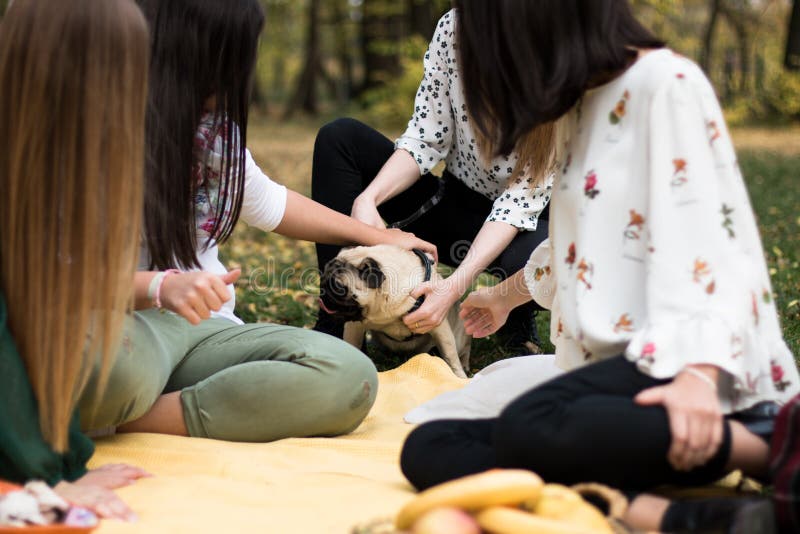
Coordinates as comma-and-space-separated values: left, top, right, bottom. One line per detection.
668, 412, 690, 471
707, 417, 725, 465
461, 308, 495, 338
634, 386, 664, 406
95, 491, 137, 522
100, 464, 152, 480
417, 241, 438, 263
409, 282, 434, 300
56, 483, 137, 523
219, 268, 241, 285
197, 281, 223, 311
189, 294, 211, 322
665, 404, 721, 471
171, 272, 238, 324
174, 302, 202, 325
404, 303, 445, 335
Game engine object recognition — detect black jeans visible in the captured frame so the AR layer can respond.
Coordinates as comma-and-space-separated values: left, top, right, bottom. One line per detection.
400, 356, 734, 493
311, 118, 550, 283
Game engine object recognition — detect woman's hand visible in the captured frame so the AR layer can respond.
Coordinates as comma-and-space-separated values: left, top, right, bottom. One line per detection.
54, 481, 136, 522
635, 365, 723, 471
72, 463, 151, 490
381, 228, 438, 263
403, 277, 461, 334
458, 286, 514, 338
159, 269, 241, 325
351, 194, 386, 229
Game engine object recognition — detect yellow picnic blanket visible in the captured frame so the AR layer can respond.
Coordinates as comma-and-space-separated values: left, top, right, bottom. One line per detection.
91, 354, 467, 534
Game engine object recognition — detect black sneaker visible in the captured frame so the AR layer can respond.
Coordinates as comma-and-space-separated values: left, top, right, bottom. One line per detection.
494, 302, 543, 356
661, 497, 777, 534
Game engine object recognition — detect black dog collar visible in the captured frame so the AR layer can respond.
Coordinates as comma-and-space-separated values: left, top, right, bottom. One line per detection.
407, 248, 433, 314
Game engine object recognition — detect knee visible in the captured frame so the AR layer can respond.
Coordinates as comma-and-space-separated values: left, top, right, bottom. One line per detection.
493, 395, 563, 467
314, 117, 364, 155
79, 352, 164, 429
310, 340, 379, 435
400, 422, 451, 490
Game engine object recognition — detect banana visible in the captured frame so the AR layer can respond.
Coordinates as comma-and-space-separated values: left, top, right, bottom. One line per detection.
571, 483, 629, 520
395, 469, 543, 530
524, 484, 613, 533
476, 506, 597, 534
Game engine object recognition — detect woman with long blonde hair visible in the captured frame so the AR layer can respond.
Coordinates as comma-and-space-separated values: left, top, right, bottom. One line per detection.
0, 0, 150, 521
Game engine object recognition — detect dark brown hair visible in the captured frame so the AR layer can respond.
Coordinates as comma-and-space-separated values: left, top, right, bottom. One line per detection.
137, 0, 265, 270
454, 0, 663, 158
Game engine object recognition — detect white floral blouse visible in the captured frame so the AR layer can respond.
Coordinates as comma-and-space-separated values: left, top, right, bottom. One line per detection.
524, 49, 799, 413
395, 9, 552, 231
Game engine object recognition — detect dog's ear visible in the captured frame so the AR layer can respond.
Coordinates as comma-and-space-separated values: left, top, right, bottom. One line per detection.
358, 257, 385, 289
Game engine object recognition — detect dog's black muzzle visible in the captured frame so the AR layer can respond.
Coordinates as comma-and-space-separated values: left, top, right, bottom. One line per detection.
319, 259, 364, 323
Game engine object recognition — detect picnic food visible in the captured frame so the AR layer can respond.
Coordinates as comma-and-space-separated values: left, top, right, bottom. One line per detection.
411, 507, 480, 534
475, 506, 598, 534
394, 470, 621, 534
395, 470, 544, 529
0, 480, 98, 531
523, 484, 612, 533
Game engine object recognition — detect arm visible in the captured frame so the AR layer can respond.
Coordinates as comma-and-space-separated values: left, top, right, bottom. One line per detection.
351, 150, 421, 228
133, 270, 241, 325
354, 11, 458, 227
459, 268, 532, 338
404, 221, 517, 333
629, 61, 794, 470
458, 236, 552, 337
274, 189, 437, 259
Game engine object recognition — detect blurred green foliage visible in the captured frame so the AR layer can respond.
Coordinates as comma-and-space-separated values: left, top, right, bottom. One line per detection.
360, 36, 428, 129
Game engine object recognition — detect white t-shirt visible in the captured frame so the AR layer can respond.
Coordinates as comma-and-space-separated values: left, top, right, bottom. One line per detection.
523, 49, 799, 412
140, 130, 287, 324
395, 9, 552, 231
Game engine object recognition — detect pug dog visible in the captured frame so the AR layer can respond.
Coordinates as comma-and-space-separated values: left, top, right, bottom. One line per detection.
319, 244, 470, 378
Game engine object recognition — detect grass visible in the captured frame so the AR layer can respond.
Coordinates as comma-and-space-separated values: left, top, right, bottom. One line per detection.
221, 118, 800, 372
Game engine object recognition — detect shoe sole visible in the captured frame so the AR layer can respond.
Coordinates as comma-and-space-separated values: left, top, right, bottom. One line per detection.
729, 499, 777, 534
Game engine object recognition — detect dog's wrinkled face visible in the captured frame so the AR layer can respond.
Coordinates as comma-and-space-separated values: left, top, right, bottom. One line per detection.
319, 255, 386, 323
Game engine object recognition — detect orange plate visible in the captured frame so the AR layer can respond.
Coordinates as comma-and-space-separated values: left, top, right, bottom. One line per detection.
0, 481, 96, 533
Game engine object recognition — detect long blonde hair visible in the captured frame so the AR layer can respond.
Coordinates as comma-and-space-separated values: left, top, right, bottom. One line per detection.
0, 0, 149, 451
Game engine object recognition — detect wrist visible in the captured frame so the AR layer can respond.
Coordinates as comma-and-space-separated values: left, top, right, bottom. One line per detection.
355, 191, 379, 208
151, 269, 181, 308
681, 365, 719, 392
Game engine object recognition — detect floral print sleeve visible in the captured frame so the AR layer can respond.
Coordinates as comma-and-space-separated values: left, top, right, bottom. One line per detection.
624, 63, 797, 405
523, 238, 555, 310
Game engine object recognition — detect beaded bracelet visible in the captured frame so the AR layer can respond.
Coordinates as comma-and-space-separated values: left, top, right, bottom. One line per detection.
147, 269, 181, 309
683, 367, 718, 392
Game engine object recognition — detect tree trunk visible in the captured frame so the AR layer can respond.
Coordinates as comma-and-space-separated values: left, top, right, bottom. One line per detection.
359, 0, 405, 93
331, 0, 354, 103
720, 2, 754, 97
700, 0, 722, 73
407, 0, 435, 39
787, 0, 800, 70
284, 0, 322, 118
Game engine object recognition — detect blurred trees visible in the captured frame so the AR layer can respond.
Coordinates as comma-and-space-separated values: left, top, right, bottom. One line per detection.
241, 1, 798, 124
629, 0, 798, 120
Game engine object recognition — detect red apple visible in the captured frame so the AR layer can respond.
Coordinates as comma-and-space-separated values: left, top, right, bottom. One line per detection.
412, 507, 481, 534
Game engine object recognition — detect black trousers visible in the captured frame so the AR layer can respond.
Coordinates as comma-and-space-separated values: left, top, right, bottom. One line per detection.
400, 356, 734, 493
311, 118, 550, 282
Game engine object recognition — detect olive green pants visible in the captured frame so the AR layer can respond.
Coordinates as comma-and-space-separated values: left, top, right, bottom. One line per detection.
78, 310, 378, 442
